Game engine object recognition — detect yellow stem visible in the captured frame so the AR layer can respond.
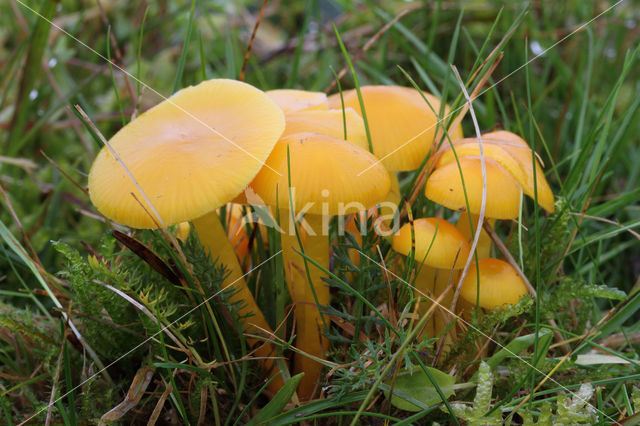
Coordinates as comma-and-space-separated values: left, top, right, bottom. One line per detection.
413, 265, 436, 339
192, 211, 284, 394
280, 211, 329, 400
456, 212, 495, 259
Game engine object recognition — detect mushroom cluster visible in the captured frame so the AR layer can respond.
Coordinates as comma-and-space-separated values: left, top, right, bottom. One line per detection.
87, 78, 554, 403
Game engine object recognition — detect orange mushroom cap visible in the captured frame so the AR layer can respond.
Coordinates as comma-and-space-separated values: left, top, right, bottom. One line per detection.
282, 108, 368, 150
436, 131, 554, 213
327, 86, 463, 171
425, 156, 522, 220
460, 258, 528, 309
89, 79, 285, 228
266, 89, 328, 114
393, 218, 471, 270
249, 132, 390, 215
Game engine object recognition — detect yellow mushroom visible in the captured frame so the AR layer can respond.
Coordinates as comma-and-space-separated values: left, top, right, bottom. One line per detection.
392, 218, 470, 344
249, 132, 390, 399
88, 78, 287, 393
425, 156, 522, 220
460, 258, 528, 310
329, 85, 464, 227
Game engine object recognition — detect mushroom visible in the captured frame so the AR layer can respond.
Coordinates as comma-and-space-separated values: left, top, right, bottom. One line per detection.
392, 218, 470, 342
266, 89, 328, 114
429, 130, 555, 258
433, 130, 554, 213
460, 258, 528, 310
425, 156, 522, 220
328, 85, 463, 210
281, 108, 368, 149
88, 78, 287, 392
249, 132, 390, 399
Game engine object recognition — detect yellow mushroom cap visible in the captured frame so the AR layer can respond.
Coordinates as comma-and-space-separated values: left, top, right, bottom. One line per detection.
481, 131, 554, 213
392, 218, 471, 270
249, 132, 390, 215
425, 156, 521, 219
266, 89, 328, 114
435, 141, 528, 186
88, 79, 285, 228
460, 258, 528, 309
327, 86, 463, 171
282, 108, 368, 150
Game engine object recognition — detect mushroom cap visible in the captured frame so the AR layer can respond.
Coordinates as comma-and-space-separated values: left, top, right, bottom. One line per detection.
460, 258, 528, 309
266, 89, 328, 114
425, 156, 521, 219
249, 132, 390, 215
327, 86, 463, 172
435, 141, 528, 186
393, 218, 471, 270
282, 108, 368, 150
88, 79, 285, 228
481, 131, 554, 213
437, 131, 554, 213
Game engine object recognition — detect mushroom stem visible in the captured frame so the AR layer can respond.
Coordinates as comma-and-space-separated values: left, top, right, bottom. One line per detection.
280, 211, 329, 400
413, 265, 437, 339
413, 266, 456, 351
457, 213, 494, 259
192, 211, 284, 393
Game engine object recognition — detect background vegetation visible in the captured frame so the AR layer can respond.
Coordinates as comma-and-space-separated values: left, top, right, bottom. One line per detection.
1, 0, 639, 424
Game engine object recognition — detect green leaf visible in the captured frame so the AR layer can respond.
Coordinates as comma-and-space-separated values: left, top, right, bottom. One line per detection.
482, 329, 553, 374
247, 373, 303, 426
384, 367, 456, 412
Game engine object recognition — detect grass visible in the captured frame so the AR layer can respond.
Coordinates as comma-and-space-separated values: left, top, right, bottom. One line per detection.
1, 0, 639, 424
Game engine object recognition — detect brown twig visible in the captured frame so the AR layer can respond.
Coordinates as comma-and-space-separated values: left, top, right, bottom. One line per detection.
96, 0, 136, 103
239, 0, 269, 82
41, 150, 89, 195
483, 222, 537, 297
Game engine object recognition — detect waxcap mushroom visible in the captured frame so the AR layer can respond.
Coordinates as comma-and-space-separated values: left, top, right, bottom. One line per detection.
436, 130, 554, 213
327, 85, 463, 171
393, 218, 471, 270
481, 131, 554, 213
282, 108, 368, 150
266, 89, 328, 114
435, 142, 528, 186
249, 132, 390, 215
460, 258, 528, 309
425, 156, 521, 220
89, 79, 285, 228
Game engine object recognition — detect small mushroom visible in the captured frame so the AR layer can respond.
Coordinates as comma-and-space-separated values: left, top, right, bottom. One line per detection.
434, 130, 554, 213
425, 156, 522, 220
460, 258, 528, 310
392, 218, 470, 343
88, 78, 287, 393
249, 132, 390, 399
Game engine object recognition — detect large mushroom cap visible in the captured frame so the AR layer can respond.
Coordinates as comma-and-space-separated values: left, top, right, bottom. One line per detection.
425, 156, 521, 220
89, 79, 285, 228
460, 258, 528, 309
266, 89, 328, 114
327, 85, 463, 171
393, 218, 471, 270
250, 132, 390, 215
282, 108, 368, 150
